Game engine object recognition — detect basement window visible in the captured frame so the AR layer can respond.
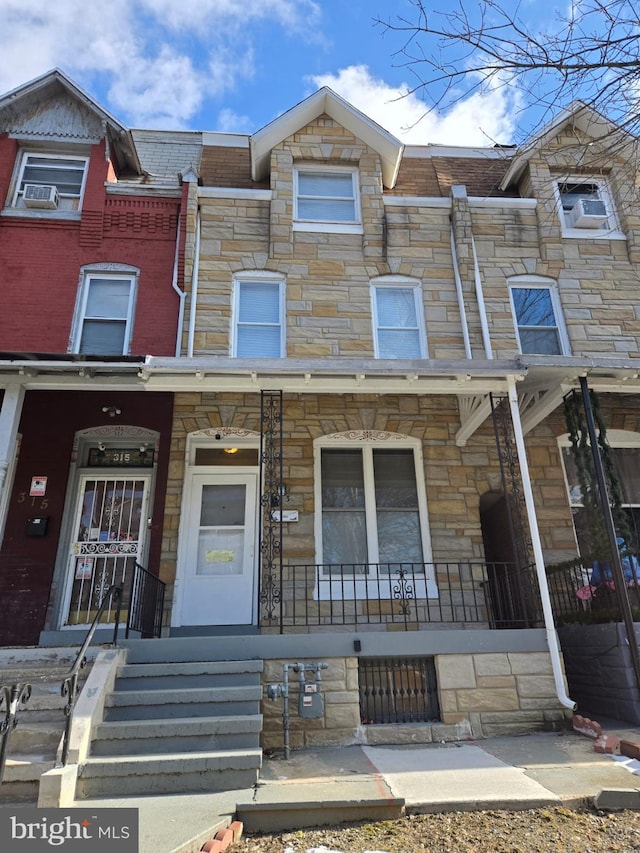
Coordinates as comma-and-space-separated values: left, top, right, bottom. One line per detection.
358, 657, 440, 724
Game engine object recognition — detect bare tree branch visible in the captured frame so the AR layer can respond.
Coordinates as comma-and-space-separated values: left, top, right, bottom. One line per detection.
376, 0, 640, 141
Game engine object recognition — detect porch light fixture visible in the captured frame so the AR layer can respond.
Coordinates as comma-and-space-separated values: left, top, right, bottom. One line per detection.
102, 406, 122, 418
223, 447, 239, 454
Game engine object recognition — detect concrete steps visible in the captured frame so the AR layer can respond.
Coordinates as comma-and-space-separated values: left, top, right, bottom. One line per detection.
77, 657, 264, 798
0, 650, 93, 804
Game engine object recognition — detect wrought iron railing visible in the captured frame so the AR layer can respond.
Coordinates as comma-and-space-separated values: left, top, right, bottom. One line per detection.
0, 584, 122, 785
261, 561, 543, 630
126, 562, 165, 639
60, 584, 122, 766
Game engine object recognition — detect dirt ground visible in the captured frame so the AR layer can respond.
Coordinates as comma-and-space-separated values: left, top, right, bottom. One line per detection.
241, 807, 640, 852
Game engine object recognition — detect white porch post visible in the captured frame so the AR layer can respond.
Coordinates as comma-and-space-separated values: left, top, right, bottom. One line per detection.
506, 377, 575, 710
0, 384, 25, 512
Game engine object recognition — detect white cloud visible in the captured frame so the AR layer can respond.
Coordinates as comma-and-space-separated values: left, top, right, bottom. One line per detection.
216, 109, 254, 134
310, 65, 520, 146
0, 0, 321, 128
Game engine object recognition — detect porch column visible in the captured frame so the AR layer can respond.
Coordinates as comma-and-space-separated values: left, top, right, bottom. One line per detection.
0, 385, 24, 495
0, 385, 25, 541
506, 377, 575, 710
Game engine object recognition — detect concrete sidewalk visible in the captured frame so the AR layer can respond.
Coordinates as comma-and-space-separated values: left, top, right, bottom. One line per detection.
77, 726, 640, 853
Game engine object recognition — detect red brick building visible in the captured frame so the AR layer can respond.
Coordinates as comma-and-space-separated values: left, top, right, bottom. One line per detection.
0, 70, 198, 645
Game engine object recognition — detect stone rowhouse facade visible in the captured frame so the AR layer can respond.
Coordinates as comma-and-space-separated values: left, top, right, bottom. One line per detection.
151, 91, 640, 738
3, 76, 640, 739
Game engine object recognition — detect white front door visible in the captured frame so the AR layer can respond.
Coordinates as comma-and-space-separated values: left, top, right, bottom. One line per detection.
179, 472, 258, 626
62, 474, 151, 626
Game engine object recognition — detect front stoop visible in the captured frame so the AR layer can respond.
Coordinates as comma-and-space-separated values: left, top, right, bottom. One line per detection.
0, 653, 92, 804
76, 659, 263, 799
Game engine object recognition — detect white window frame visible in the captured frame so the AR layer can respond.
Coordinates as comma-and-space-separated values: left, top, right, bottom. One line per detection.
553, 175, 624, 239
231, 272, 286, 358
11, 150, 89, 213
70, 265, 139, 356
293, 164, 362, 234
370, 277, 427, 359
313, 432, 437, 600
508, 276, 571, 356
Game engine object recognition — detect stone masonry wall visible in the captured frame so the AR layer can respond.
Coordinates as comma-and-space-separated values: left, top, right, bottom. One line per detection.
260, 651, 569, 751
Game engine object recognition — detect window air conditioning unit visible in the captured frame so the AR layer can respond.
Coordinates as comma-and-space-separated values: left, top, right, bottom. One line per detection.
568, 197, 608, 229
22, 184, 59, 209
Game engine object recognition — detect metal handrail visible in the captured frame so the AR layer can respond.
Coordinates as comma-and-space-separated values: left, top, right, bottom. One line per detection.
60, 584, 123, 765
0, 584, 123, 784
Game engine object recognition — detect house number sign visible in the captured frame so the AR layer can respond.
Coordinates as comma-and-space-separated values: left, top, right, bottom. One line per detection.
88, 447, 154, 468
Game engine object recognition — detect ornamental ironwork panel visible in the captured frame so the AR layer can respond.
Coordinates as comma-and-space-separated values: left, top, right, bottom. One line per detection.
259, 391, 284, 629
489, 393, 537, 627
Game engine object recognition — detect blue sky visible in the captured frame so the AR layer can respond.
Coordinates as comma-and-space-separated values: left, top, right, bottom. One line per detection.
0, 0, 565, 146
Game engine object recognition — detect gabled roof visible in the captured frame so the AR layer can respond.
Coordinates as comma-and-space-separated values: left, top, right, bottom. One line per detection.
250, 87, 404, 188
0, 68, 142, 176
499, 101, 631, 190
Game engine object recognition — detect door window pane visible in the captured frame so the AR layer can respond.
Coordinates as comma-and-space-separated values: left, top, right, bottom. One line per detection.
200, 484, 246, 526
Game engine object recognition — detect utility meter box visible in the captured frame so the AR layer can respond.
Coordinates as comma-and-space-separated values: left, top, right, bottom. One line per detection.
298, 681, 324, 719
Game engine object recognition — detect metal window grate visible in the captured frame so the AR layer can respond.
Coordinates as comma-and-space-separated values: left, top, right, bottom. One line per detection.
358, 657, 440, 724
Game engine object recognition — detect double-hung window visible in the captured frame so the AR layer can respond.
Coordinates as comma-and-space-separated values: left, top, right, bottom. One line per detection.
509, 279, 568, 356
294, 166, 360, 232
12, 151, 88, 211
317, 443, 427, 567
71, 271, 137, 355
371, 281, 426, 359
232, 276, 285, 358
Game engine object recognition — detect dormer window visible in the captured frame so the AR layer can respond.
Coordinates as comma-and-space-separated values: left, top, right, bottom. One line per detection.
293, 165, 362, 234
12, 152, 88, 212
555, 177, 620, 237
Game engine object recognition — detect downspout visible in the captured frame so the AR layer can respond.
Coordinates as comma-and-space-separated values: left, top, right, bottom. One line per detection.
186, 204, 201, 358
171, 210, 186, 357
471, 234, 493, 360
507, 378, 576, 711
450, 224, 472, 359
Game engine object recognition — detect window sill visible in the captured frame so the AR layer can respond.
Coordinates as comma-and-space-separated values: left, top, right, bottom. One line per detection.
560, 227, 626, 240
1, 208, 81, 222
293, 221, 363, 235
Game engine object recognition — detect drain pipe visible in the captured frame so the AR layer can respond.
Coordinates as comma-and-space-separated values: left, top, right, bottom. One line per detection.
186, 205, 201, 358
507, 378, 576, 711
450, 224, 472, 359
171, 211, 186, 357
471, 234, 493, 360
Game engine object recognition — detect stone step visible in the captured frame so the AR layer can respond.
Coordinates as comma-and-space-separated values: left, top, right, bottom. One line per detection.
8, 722, 63, 755
0, 757, 56, 804
76, 749, 263, 798
114, 660, 262, 691
91, 714, 263, 756
118, 660, 263, 679
103, 685, 262, 721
